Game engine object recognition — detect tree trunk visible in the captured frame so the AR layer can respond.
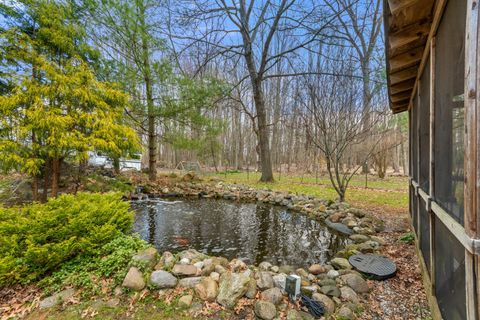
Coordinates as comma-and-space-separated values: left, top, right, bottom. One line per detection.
42, 158, 50, 201
138, 0, 156, 182
51, 158, 61, 197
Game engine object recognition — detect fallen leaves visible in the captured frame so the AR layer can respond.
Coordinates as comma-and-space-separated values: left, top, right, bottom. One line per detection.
0, 285, 42, 320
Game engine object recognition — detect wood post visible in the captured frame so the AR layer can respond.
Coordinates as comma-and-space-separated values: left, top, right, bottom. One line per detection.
465, 0, 480, 318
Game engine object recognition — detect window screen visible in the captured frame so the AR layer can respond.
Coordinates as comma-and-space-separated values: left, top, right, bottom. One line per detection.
419, 59, 430, 193
434, 217, 466, 320
433, 0, 466, 225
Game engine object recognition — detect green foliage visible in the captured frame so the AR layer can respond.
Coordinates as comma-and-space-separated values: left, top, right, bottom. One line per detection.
40, 234, 148, 296
81, 173, 134, 193
0, 0, 139, 180
0, 192, 134, 285
399, 232, 415, 243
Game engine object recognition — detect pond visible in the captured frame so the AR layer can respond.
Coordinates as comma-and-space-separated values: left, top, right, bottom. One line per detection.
131, 198, 347, 267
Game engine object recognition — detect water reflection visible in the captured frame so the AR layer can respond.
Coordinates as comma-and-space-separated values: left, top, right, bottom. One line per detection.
131, 199, 347, 267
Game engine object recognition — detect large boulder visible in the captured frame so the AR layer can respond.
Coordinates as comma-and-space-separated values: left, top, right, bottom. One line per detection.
320, 285, 341, 297
154, 251, 175, 270
339, 274, 369, 293
308, 264, 326, 275
194, 277, 218, 302
132, 247, 158, 269
150, 270, 177, 288
272, 273, 287, 291
178, 277, 202, 288
254, 300, 277, 320
178, 249, 206, 262
255, 271, 274, 290
312, 293, 335, 314
330, 258, 352, 270
172, 264, 198, 277
39, 289, 75, 309
216, 272, 250, 308
260, 287, 283, 305
340, 286, 359, 304
122, 267, 145, 291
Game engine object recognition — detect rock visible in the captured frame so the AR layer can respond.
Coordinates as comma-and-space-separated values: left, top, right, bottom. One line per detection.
370, 235, 386, 245
330, 211, 346, 223
229, 259, 247, 272
325, 220, 354, 236
255, 271, 274, 290
179, 257, 191, 265
215, 264, 227, 274
327, 270, 340, 279
337, 306, 354, 319
340, 274, 369, 293
178, 294, 193, 308
301, 285, 318, 296
178, 276, 202, 288
106, 298, 120, 308
216, 272, 250, 308
271, 266, 279, 273
295, 268, 309, 279
178, 249, 205, 261
132, 247, 158, 269
341, 217, 357, 228
330, 258, 352, 270
254, 300, 277, 320
312, 293, 335, 314
349, 234, 370, 244
278, 265, 295, 274
210, 272, 220, 282
357, 240, 380, 253
340, 286, 359, 304
308, 264, 325, 275
260, 287, 283, 305
299, 311, 315, 319
122, 267, 145, 291
150, 270, 177, 288
348, 208, 366, 218
155, 251, 175, 270
194, 277, 218, 302
272, 273, 287, 291
114, 286, 123, 296
39, 288, 75, 309
211, 256, 230, 267
245, 277, 257, 299
320, 285, 341, 297
259, 261, 273, 271
172, 264, 198, 277
201, 263, 215, 276
318, 278, 336, 287
286, 309, 303, 320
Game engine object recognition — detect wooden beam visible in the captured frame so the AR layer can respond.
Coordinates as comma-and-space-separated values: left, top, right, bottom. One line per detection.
389, 22, 431, 50
390, 65, 418, 84
389, 46, 424, 73
465, 0, 479, 318
391, 90, 412, 103
390, 78, 416, 94
429, 37, 436, 290
388, 0, 418, 15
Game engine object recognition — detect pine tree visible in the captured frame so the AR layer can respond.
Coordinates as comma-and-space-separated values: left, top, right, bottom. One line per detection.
0, 0, 139, 199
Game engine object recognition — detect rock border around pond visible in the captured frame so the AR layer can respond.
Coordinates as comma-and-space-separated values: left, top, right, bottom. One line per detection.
116, 247, 373, 319
117, 180, 386, 319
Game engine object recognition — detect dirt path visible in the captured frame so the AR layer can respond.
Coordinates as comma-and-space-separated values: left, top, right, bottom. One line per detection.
357, 205, 432, 320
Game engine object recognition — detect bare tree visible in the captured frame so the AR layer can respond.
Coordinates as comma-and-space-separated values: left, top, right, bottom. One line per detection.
168, 0, 341, 181
300, 47, 384, 201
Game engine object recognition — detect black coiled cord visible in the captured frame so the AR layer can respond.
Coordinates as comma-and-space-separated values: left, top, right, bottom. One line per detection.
300, 294, 325, 318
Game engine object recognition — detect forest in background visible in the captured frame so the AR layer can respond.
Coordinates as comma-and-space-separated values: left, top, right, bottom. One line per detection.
0, 0, 408, 202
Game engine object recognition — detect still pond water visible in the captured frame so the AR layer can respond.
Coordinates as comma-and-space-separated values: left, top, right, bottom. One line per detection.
131, 198, 346, 267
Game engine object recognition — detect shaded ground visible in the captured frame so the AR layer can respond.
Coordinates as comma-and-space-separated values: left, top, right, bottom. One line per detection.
356, 205, 431, 320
